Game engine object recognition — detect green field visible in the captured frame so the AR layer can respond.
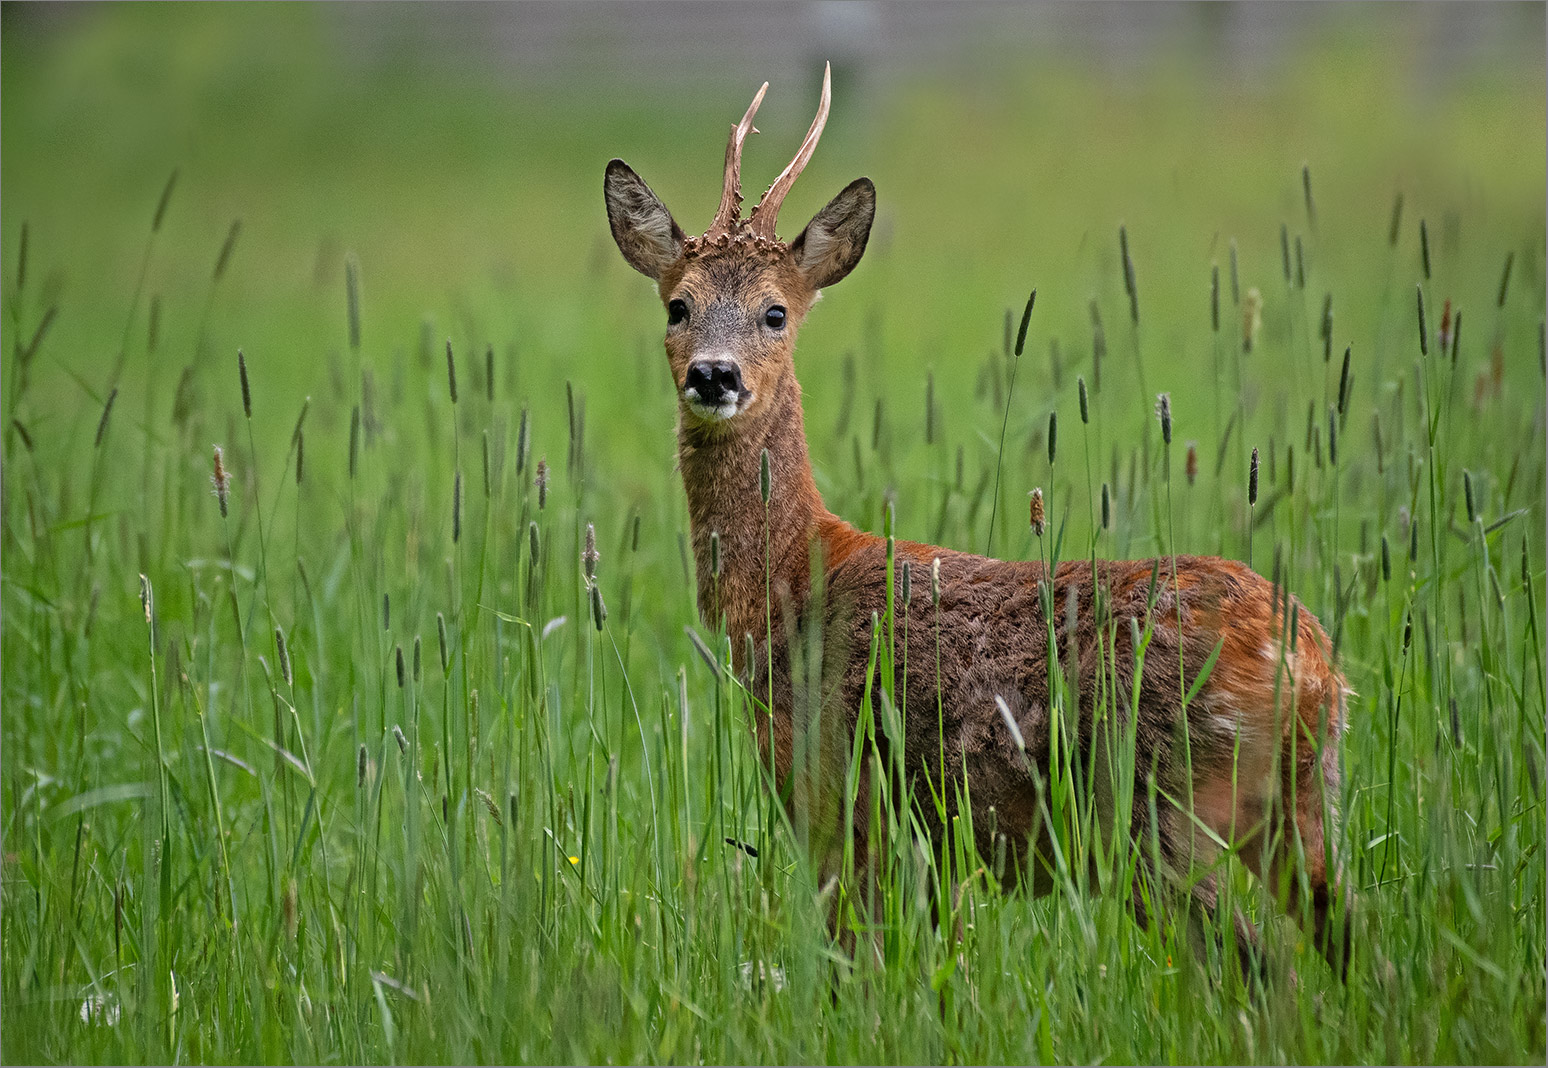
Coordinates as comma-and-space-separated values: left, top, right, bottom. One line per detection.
3, 5, 1545, 1063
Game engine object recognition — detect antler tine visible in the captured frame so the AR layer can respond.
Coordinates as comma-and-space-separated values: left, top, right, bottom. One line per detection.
746, 62, 832, 241
703, 81, 769, 242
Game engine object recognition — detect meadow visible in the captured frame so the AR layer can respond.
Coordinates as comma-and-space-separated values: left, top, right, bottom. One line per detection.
2, 6, 1545, 1063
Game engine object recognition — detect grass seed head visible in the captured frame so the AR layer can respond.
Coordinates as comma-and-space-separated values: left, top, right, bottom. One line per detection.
1497, 250, 1515, 308
238, 349, 252, 418
759, 448, 772, 505
1242, 288, 1262, 353
1015, 288, 1036, 356
452, 471, 462, 544
211, 445, 230, 517
437, 612, 449, 676
590, 583, 607, 631
1029, 488, 1045, 537
1279, 223, 1291, 283
1338, 346, 1352, 415
900, 559, 912, 607
345, 255, 361, 352
395, 644, 405, 688
1388, 190, 1405, 247
1101, 482, 1111, 530
1419, 218, 1432, 279
1249, 446, 1260, 506
446, 339, 458, 404
357, 744, 368, 787
1416, 285, 1429, 356
275, 627, 291, 687
535, 457, 549, 508
295, 430, 304, 486
1155, 393, 1171, 446
1229, 239, 1240, 305
1078, 376, 1089, 424
931, 556, 941, 606
485, 343, 494, 402
413, 635, 422, 682
393, 724, 407, 754
516, 407, 530, 475
1320, 293, 1333, 361
1210, 264, 1220, 332
476, 787, 501, 827
482, 430, 492, 498
1047, 410, 1057, 465
583, 522, 599, 581
528, 520, 540, 566
1185, 442, 1197, 485
1463, 469, 1477, 523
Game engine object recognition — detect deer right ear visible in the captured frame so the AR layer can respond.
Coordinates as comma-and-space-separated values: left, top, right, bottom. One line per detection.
605, 159, 685, 281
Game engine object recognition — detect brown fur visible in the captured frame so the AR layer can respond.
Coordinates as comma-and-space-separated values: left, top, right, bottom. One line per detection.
603, 88, 1352, 977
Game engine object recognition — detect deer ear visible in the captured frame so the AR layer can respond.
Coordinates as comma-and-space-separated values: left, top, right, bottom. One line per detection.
605, 159, 685, 281
790, 177, 875, 290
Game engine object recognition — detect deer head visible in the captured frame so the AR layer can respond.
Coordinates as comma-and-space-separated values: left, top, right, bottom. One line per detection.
604, 65, 875, 434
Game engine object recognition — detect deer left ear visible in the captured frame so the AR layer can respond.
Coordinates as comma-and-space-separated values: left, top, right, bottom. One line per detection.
790, 177, 875, 290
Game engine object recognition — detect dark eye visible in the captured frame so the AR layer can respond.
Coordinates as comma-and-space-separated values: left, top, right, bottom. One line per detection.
668, 299, 689, 326
764, 305, 786, 330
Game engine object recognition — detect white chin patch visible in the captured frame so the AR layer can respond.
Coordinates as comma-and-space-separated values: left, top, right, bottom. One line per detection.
684, 392, 747, 422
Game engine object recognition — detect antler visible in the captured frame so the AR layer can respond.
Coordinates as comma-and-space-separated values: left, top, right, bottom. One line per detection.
701, 81, 769, 244
745, 62, 831, 241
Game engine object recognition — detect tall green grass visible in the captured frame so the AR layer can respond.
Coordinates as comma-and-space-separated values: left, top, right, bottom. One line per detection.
3, 9, 1545, 1063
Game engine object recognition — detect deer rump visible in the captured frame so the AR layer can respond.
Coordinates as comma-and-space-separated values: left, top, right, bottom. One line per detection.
747, 546, 1346, 919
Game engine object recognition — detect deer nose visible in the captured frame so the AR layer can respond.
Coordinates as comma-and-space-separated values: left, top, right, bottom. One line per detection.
684, 359, 743, 403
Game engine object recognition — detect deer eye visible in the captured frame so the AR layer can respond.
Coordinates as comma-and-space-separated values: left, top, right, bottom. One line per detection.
764, 305, 787, 330
668, 299, 689, 326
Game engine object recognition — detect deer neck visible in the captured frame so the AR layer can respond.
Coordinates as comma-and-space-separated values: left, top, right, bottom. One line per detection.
677, 369, 826, 654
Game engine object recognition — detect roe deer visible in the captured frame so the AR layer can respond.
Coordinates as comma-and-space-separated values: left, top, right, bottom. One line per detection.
603, 65, 1352, 977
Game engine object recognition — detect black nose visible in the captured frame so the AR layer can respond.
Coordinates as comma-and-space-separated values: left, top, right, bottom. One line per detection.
684, 360, 743, 404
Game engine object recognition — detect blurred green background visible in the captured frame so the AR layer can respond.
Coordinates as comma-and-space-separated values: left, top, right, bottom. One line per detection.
3, 2, 1543, 503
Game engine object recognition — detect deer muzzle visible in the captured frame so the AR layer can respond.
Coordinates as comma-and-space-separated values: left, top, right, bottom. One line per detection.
683, 358, 748, 420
